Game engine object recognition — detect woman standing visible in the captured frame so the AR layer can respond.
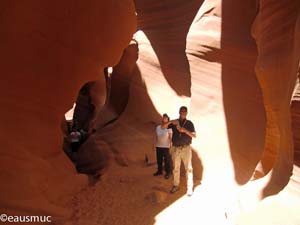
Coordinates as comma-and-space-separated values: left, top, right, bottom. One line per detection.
153, 114, 173, 179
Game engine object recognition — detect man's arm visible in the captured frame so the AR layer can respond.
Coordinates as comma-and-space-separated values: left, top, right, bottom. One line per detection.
168, 119, 179, 126
178, 127, 196, 138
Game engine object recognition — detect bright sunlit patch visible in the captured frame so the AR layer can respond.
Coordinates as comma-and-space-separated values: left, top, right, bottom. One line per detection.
64, 103, 76, 121
107, 67, 113, 74
154, 184, 233, 225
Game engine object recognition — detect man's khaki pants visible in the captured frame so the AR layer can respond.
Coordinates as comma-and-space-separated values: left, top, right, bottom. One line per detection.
172, 145, 193, 191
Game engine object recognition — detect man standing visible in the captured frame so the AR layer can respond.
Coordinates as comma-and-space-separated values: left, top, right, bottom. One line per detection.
168, 106, 196, 196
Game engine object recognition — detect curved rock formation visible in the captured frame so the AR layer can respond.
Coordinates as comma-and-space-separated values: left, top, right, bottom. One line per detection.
232, 2, 300, 224
0, 0, 136, 221
251, 0, 300, 194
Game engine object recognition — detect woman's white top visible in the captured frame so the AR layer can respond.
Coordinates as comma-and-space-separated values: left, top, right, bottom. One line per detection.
156, 125, 172, 148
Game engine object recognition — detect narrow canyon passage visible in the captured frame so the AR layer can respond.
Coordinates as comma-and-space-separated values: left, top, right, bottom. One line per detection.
1, 1, 300, 225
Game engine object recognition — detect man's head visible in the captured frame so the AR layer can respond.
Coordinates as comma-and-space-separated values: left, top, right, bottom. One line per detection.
179, 106, 188, 120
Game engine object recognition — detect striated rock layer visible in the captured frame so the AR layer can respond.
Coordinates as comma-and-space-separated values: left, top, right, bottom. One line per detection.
0, 0, 136, 222
235, 1, 300, 224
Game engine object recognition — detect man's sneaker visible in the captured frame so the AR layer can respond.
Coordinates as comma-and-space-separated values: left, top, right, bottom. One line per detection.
170, 186, 179, 194
186, 189, 193, 197
164, 174, 170, 179
153, 171, 163, 176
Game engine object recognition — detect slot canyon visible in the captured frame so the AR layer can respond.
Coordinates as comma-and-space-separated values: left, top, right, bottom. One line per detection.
0, 0, 299, 225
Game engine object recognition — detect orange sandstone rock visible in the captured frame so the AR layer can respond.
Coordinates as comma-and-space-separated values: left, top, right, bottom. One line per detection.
0, 0, 136, 221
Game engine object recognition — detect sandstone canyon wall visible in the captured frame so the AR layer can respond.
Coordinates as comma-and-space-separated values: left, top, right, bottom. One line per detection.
251, 0, 300, 196
1, 0, 300, 225
93, 0, 300, 224
0, 1, 136, 222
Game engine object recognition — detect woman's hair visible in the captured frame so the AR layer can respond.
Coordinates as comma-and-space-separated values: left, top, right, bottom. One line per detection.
162, 113, 170, 121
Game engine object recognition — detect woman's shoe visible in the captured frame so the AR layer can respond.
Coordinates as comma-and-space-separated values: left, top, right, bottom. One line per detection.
153, 171, 163, 176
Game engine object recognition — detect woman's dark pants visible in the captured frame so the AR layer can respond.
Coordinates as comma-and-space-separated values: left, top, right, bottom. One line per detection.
156, 147, 171, 175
